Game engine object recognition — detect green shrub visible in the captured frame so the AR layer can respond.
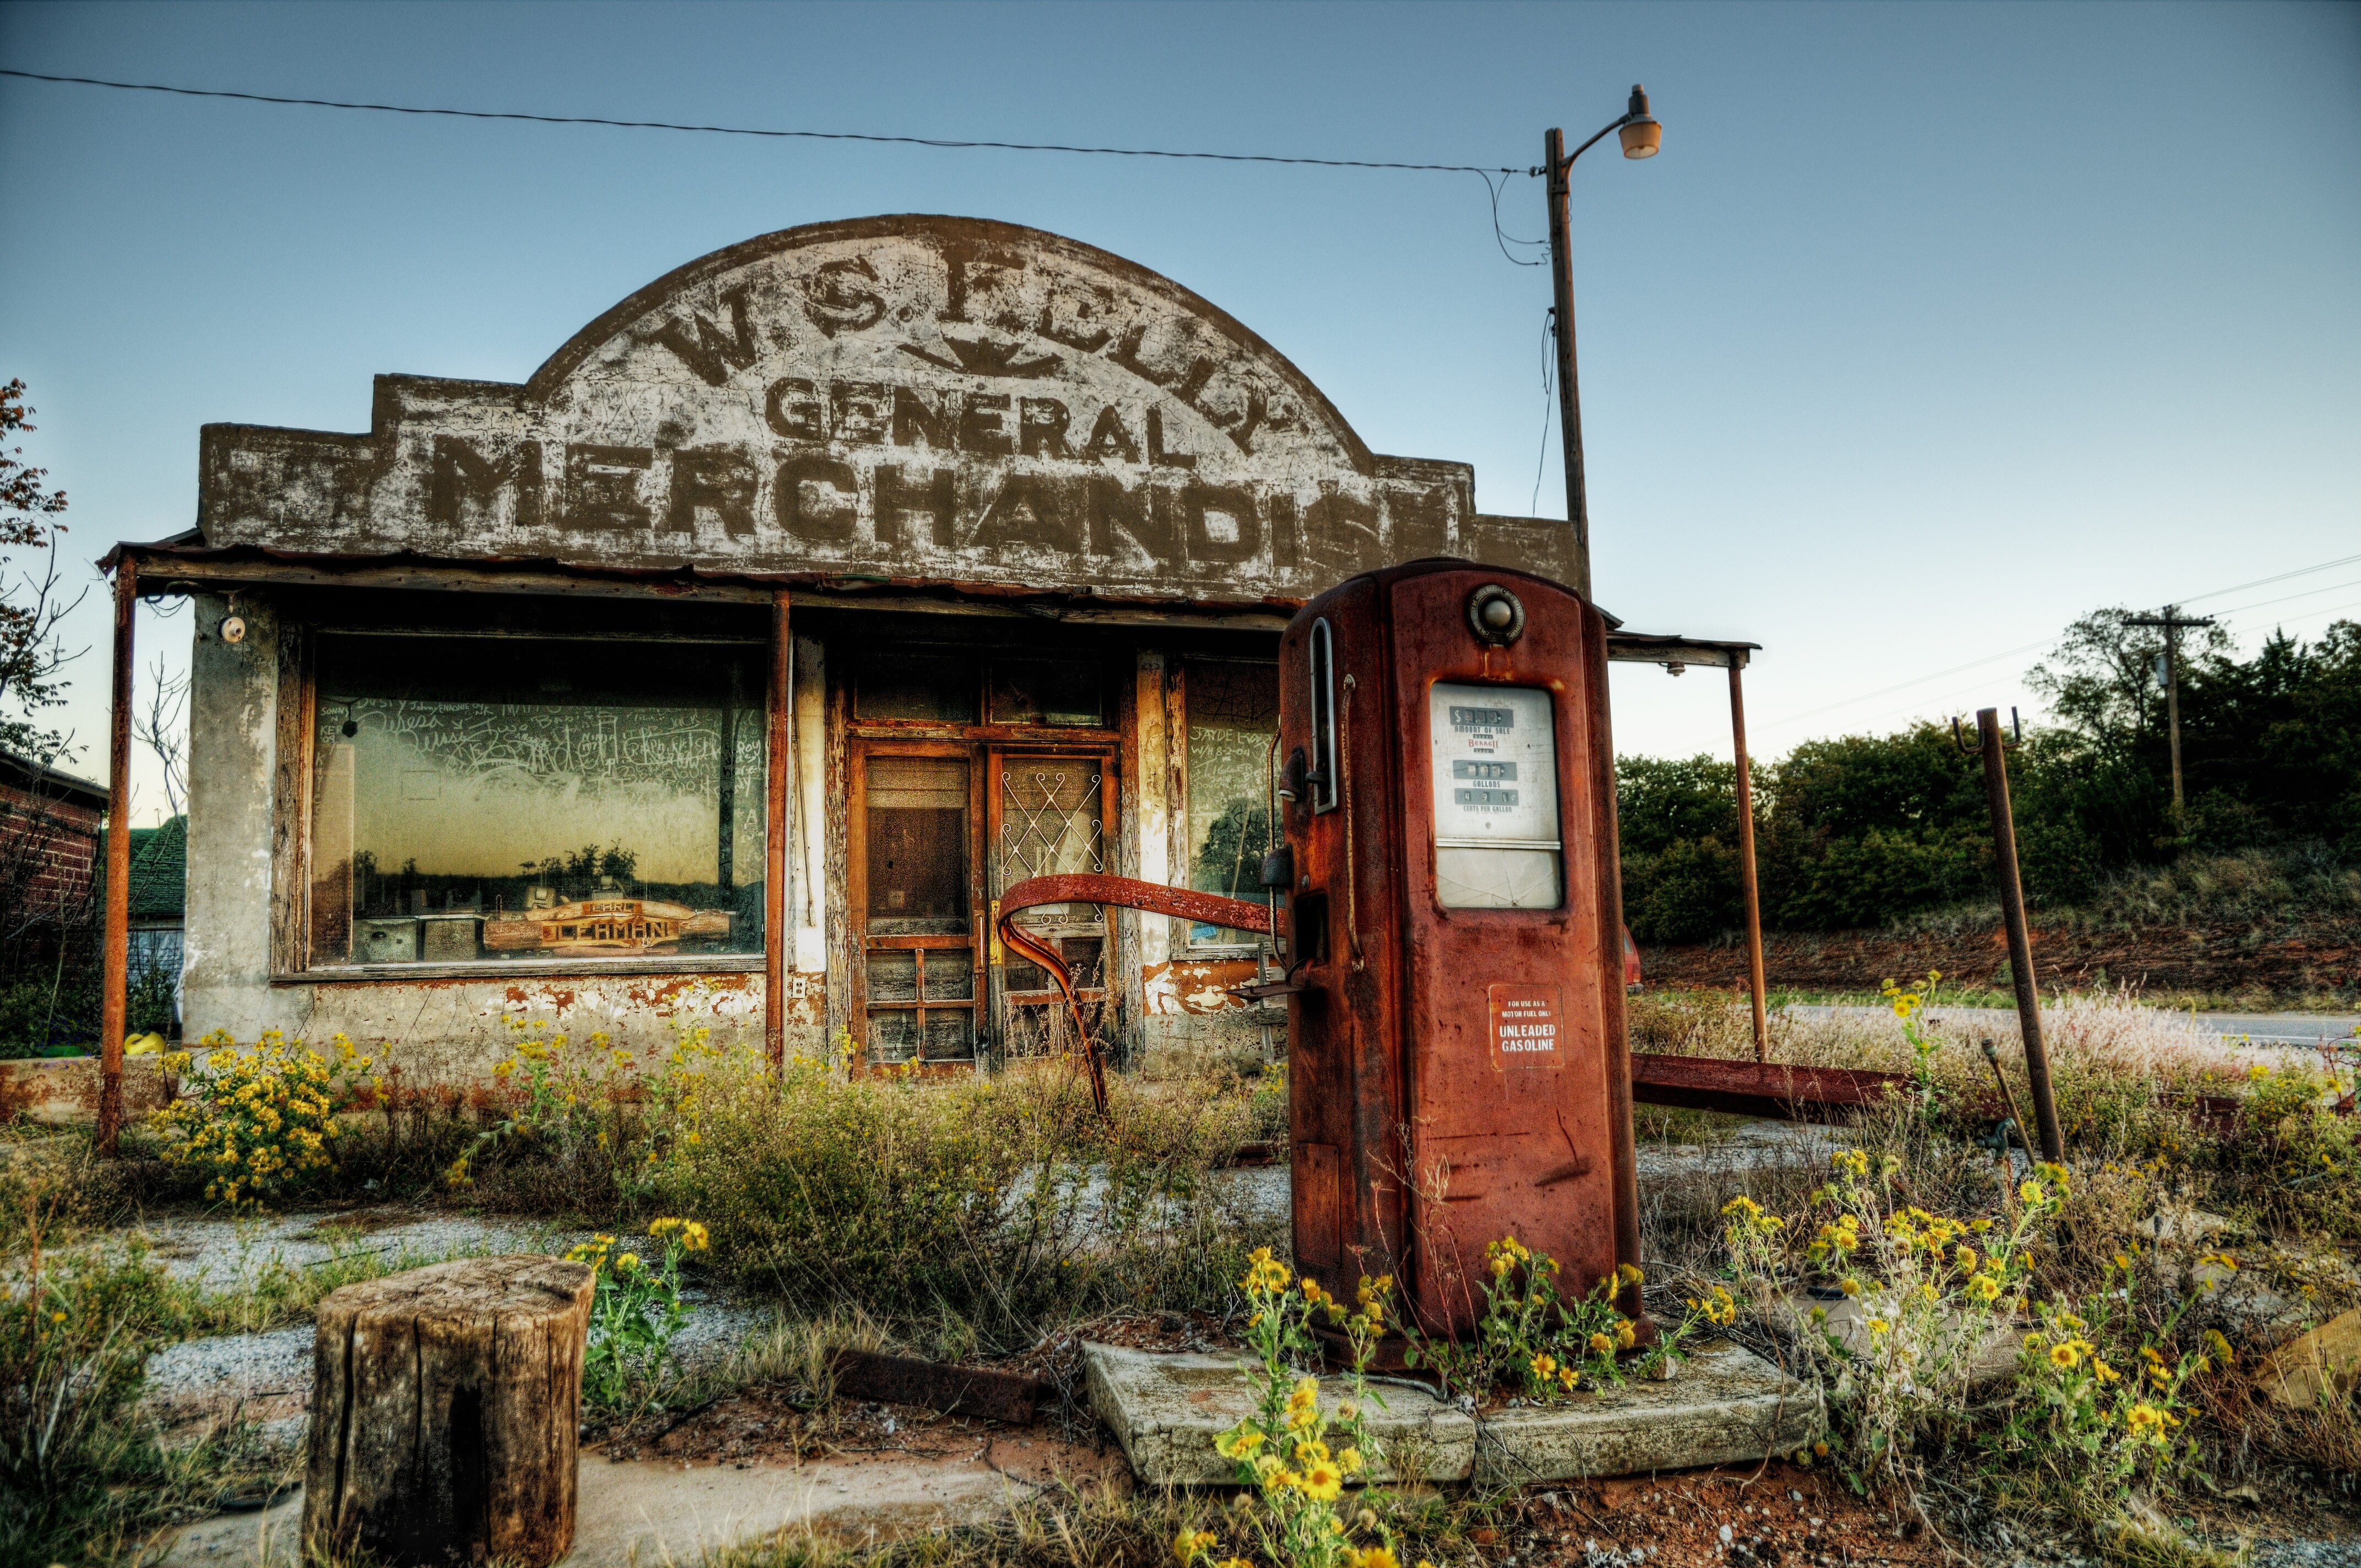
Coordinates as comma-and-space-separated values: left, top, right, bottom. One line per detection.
1624, 835, 1743, 944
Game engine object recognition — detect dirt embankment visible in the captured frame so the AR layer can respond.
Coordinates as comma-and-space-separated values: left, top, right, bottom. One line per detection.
1641, 918, 2360, 1004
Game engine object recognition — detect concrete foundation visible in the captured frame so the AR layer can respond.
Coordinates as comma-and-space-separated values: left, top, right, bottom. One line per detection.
1084, 1341, 1475, 1487
1083, 1337, 1819, 1490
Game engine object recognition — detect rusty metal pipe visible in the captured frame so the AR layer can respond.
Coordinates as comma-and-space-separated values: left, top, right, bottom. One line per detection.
1980, 1038, 2030, 1156
1975, 707, 2064, 1162
1727, 662, 1769, 1061
98, 558, 137, 1155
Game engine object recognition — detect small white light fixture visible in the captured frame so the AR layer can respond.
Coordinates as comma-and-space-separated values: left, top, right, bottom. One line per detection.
217, 615, 247, 645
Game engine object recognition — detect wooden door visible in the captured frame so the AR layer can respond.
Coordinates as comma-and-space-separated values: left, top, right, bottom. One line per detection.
987, 749, 1118, 1059
849, 742, 984, 1065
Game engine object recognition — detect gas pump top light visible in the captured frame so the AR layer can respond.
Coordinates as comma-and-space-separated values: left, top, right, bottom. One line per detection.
1467, 584, 1527, 647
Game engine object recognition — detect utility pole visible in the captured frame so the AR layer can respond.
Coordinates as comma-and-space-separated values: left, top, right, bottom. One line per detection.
1542, 85, 1657, 592
2123, 606, 2215, 826
1543, 126, 1588, 565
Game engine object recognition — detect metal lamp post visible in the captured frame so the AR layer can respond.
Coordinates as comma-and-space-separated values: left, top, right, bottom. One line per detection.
1543, 87, 1681, 1075
1544, 84, 1658, 566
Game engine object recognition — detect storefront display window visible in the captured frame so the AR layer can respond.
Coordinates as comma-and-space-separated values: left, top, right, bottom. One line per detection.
307, 634, 766, 966
1183, 661, 1279, 946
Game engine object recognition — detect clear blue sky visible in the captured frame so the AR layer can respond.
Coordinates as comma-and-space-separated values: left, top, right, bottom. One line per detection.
3, 1, 2356, 824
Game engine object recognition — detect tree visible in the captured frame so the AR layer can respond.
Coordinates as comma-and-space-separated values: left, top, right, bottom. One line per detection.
0, 379, 85, 764
133, 654, 190, 819
2025, 606, 2231, 754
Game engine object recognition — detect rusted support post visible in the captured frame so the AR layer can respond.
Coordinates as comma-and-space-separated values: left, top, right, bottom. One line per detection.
98, 558, 137, 1155
765, 590, 790, 1076
1727, 661, 1769, 1062
1974, 708, 2064, 1163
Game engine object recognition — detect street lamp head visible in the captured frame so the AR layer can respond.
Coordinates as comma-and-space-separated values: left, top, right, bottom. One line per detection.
1618, 83, 1661, 159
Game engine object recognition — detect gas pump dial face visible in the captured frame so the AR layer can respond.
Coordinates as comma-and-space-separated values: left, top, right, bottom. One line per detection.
1427, 682, 1563, 910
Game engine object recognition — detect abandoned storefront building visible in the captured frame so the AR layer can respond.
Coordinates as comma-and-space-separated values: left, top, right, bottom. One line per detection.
111, 215, 1596, 1077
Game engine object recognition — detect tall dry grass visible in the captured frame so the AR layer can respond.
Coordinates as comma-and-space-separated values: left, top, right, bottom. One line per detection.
655, 1046, 1282, 1358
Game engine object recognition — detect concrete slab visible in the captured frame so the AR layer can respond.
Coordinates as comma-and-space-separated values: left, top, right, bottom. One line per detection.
1467, 1339, 1820, 1489
148, 1451, 1043, 1567
1083, 1341, 1476, 1487
1085, 1338, 1818, 1491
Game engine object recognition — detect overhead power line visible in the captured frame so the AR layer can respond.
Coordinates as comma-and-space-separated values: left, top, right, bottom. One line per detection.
1758, 545, 2361, 734
2179, 549, 2361, 606
0, 67, 1522, 176
1758, 638, 2060, 731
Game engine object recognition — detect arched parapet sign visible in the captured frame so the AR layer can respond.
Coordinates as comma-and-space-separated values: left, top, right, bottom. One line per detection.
197, 215, 1579, 601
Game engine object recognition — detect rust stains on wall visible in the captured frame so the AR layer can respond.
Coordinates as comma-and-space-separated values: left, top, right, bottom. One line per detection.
1141, 957, 1262, 1016
197, 216, 1577, 602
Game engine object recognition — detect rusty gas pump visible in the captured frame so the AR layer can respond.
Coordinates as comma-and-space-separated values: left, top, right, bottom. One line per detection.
997, 558, 1644, 1346
1275, 559, 1644, 1341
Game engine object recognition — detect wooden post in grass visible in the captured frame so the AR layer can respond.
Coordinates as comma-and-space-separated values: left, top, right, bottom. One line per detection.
304, 1256, 595, 1567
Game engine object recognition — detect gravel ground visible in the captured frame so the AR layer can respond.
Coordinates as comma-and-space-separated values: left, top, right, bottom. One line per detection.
2255, 1544, 2361, 1568
131, 1206, 585, 1289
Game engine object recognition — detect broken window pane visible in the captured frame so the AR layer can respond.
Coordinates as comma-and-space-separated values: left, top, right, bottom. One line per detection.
1184, 662, 1279, 945
308, 634, 765, 966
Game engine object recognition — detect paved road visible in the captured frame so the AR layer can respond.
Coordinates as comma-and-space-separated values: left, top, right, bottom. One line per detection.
1783, 1004, 2359, 1049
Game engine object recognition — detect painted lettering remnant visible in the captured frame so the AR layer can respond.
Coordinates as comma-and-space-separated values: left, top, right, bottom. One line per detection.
199, 216, 1576, 600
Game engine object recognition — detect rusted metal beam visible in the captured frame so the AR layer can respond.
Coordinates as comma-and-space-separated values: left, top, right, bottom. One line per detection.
1728, 663, 1770, 1063
1631, 1052, 2262, 1132
98, 558, 137, 1155
765, 590, 790, 1076
1603, 634, 1760, 668
827, 1349, 1044, 1425
1629, 1053, 1908, 1123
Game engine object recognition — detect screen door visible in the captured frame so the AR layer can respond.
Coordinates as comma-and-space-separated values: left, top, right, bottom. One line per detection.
858, 749, 982, 1063
989, 750, 1117, 1059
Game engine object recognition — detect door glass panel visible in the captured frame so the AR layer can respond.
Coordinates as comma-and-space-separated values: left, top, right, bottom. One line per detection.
923, 953, 974, 1000
995, 764, 1104, 883
870, 1010, 919, 1063
868, 949, 918, 1002
993, 758, 1112, 1059
866, 756, 969, 935
923, 1012, 974, 1061
1059, 935, 1105, 989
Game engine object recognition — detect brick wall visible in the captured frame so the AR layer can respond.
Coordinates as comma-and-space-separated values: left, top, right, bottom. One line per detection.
0, 777, 106, 919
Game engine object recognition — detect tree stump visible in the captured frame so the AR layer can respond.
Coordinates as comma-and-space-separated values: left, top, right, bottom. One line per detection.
303, 1255, 596, 1567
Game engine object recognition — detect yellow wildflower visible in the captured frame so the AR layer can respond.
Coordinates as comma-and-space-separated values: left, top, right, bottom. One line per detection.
1298, 1460, 1344, 1501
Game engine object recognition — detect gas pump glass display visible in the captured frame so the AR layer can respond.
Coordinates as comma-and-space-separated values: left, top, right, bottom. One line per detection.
1427, 682, 1563, 909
